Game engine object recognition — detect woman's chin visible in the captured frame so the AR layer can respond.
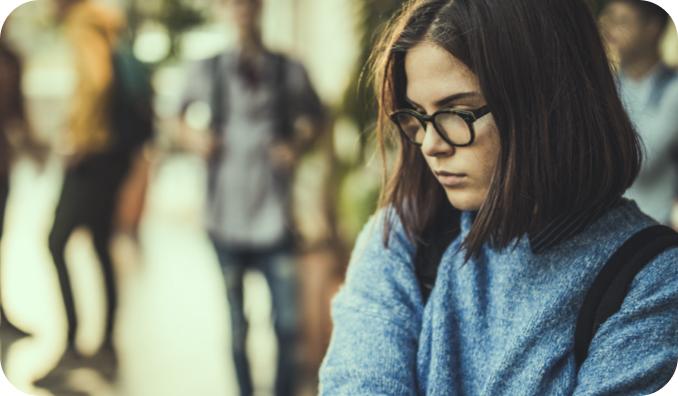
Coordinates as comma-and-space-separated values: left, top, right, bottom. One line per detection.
444, 190, 483, 212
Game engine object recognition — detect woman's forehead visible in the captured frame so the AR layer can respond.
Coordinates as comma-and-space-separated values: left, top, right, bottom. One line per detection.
404, 42, 480, 106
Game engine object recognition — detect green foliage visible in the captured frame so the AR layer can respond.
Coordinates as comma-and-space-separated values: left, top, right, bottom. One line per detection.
158, 0, 206, 35
329, 0, 403, 247
147, 0, 207, 61
341, 0, 404, 160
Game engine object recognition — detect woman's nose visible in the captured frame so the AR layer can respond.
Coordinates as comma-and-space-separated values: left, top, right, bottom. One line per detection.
421, 122, 454, 158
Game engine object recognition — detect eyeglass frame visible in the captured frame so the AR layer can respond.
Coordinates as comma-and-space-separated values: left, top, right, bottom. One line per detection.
389, 105, 491, 147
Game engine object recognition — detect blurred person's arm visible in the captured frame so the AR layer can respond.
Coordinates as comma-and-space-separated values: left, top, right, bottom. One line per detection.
268, 115, 329, 173
634, 83, 678, 228
287, 61, 328, 151
666, 87, 678, 231
639, 84, 678, 179
269, 60, 329, 170
177, 58, 221, 158
0, 45, 49, 167
4, 118, 50, 167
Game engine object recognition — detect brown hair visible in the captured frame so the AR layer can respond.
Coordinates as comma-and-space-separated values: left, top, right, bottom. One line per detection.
370, 0, 642, 260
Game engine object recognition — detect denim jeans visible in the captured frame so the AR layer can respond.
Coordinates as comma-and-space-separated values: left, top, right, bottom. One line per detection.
211, 240, 300, 396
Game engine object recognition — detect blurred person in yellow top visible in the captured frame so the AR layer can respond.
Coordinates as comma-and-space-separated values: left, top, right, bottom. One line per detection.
600, 0, 678, 228
55, 0, 124, 159
38, 0, 154, 386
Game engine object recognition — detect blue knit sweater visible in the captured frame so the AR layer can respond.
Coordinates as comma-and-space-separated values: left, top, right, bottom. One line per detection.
319, 200, 678, 395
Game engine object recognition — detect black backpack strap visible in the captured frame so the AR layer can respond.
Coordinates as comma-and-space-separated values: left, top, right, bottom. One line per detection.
110, 45, 154, 149
209, 54, 227, 134
574, 225, 678, 369
270, 52, 293, 140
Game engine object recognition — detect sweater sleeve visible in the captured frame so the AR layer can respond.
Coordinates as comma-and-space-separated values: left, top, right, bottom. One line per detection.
573, 248, 678, 396
319, 210, 423, 395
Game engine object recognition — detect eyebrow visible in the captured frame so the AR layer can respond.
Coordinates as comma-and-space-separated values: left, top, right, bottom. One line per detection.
405, 92, 482, 109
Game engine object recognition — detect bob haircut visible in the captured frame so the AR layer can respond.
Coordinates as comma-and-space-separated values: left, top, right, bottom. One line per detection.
370, 0, 642, 260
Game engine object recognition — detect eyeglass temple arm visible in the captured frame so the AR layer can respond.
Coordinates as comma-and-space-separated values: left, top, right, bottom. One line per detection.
472, 105, 490, 119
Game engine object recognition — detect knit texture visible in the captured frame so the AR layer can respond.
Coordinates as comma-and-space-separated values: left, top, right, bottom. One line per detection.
319, 199, 678, 395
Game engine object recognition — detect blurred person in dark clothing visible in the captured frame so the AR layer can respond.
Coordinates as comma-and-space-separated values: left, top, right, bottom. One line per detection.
179, 0, 326, 394
0, 35, 48, 336
600, 0, 678, 225
40, 0, 153, 380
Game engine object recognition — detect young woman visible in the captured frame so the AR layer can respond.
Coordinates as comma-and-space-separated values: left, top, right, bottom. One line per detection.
319, 0, 678, 394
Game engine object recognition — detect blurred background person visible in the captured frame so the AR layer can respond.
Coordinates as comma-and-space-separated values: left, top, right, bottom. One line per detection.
178, 0, 326, 394
39, 0, 153, 383
600, 0, 678, 226
0, 31, 47, 338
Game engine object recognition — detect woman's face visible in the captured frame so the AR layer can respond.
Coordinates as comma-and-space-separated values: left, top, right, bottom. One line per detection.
404, 42, 500, 211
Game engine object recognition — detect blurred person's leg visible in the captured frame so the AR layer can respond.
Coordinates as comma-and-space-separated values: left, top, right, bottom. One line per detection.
212, 242, 253, 396
88, 200, 117, 349
256, 249, 299, 396
85, 156, 129, 352
80, 197, 121, 383
0, 173, 10, 322
0, 172, 29, 335
0, 172, 8, 239
48, 172, 86, 349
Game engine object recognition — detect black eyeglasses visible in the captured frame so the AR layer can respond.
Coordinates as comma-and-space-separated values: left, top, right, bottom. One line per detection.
390, 105, 491, 147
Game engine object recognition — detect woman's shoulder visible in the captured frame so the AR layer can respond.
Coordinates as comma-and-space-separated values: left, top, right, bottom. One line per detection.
334, 207, 424, 325
628, 244, 678, 302
584, 199, 678, 298
532, 200, 664, 281
342, 207, 418, 293
350, 207, 415, 268
568, 199, 657, 251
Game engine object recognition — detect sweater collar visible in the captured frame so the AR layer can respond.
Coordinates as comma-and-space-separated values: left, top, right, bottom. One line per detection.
529, 197, 623, 253
459, 197, 624, 254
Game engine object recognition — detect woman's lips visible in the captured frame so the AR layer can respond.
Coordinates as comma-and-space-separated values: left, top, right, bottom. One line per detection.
435, 171, 467, 187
